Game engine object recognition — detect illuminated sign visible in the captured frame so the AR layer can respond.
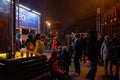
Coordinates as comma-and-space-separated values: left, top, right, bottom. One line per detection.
0, 0, 40, 29
16, 7, 39, 29
0, 0, 10, 13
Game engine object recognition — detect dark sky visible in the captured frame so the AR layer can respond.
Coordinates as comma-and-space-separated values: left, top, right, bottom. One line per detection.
20, 0, 102, 26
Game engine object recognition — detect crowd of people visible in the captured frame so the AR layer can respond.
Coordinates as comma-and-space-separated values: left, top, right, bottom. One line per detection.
15, 31, 120, 80
16, 33, 44, 57
100, 33, 120, 80
48, 31, 120, 80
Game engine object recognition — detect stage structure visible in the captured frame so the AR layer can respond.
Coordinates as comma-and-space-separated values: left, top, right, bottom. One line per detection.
0, 0, 41, 54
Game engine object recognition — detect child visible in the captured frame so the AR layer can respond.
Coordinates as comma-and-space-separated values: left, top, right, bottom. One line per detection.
61, 46, 71, 76
48, 51, 68, 80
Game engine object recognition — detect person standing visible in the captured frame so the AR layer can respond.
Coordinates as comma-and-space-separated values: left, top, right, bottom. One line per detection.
57, 46, 63, 69
52, 37, 58, 50
112, 33, 120, 80
86, 31, 99, 80
73, 33, 82, 75
34, 34, 44, 56
61, 46, 71, 76
48, 51, 69, 80
67, 35, 74, 65
25, 34, 35, 57
81, 33, 88, 63
16, 33, 21, 51
101, 35, 113, 75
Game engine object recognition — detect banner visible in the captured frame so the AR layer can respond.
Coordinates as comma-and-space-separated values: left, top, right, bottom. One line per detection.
16, 7, 39, 29
0, 0, 39, 29
0, 0, 10, 13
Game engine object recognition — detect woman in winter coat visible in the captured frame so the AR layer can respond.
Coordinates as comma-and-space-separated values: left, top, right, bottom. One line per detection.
101, 35, 113, 75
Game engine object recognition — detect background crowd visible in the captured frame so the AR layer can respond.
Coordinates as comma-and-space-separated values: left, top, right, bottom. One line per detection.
15, 30, 120, 80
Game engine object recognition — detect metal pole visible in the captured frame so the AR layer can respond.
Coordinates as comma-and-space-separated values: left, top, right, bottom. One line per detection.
17, 0, 20, 29
13, 0, 16, 57
38, 15, 40, 34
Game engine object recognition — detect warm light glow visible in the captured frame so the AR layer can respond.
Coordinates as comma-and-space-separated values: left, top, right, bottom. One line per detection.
114, 17, 116, 21
48, 23, 51, 27
46, 21, 51, 28
105, 22, 107, 25
56, 31, 58, 35
110, 19, 113, 23
0, 53, 6, 59
97, 8, 101, 14
0, 51, 36, 59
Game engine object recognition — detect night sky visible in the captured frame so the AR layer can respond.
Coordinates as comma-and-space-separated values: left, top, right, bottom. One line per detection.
20, 0, 102, 27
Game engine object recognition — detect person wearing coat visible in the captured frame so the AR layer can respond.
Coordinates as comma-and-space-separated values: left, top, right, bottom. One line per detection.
101, 35, 113, 75
111, 33, 120, 80
73, 33, 82, 75
85, 30, 99, 80
61, 46, 71, 75
52, 37, 57, 50
34, 34, 44, 56
48, 51, 68, 80
25, 34, 35, 57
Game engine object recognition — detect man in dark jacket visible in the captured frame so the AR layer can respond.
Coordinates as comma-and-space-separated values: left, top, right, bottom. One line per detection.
112, 33, 120, 80
73, 33, 82, 75
86, 31, 99, 80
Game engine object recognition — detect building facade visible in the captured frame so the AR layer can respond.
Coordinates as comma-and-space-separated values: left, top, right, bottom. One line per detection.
102, 0, 120, 37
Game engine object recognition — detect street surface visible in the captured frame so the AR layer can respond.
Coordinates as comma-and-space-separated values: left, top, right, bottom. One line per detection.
0, 51, 119, 80
44, 52, 120, 80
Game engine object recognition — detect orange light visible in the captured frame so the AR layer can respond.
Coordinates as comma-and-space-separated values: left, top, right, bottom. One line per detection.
110, 19, 113, 23
46, 21, 51, 28
114, 18, 116, 21
105, 22, 107, 25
